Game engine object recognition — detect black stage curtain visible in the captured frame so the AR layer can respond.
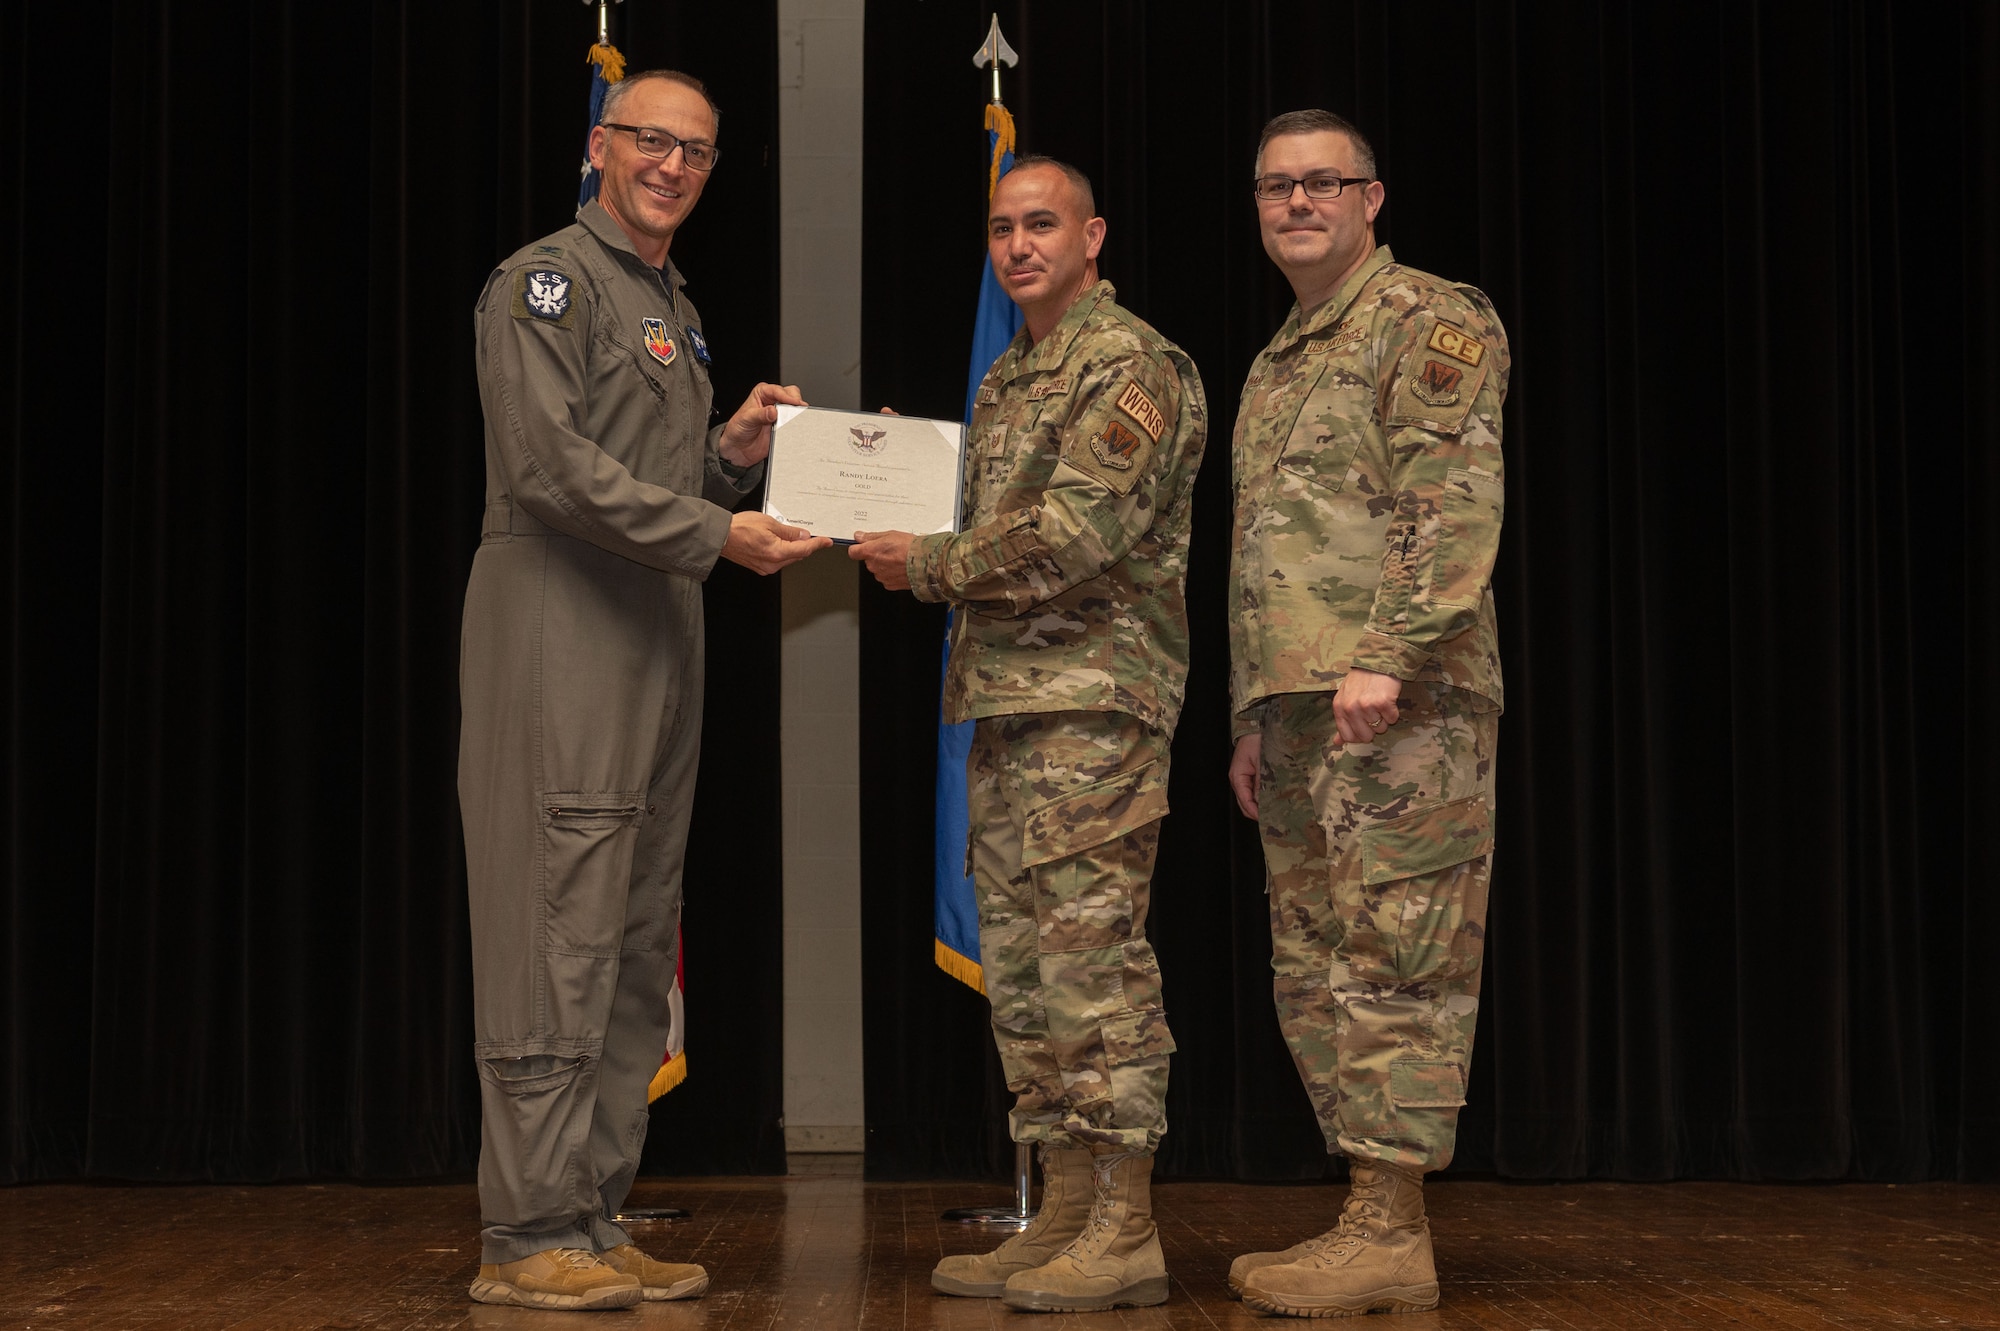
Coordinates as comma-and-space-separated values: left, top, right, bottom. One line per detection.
859, 0, 2000, 1182
1, 2, 787, 1182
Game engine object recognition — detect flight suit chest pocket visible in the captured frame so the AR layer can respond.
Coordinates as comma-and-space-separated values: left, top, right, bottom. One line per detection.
1273, 365, 1368, 494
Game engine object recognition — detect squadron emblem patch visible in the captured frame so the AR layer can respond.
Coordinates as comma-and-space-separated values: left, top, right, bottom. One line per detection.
523, 270, 571, 320
1410, 358, 1463, 407
642, 317, 677, 367
1089, 419, 1145, 470
1426, 323, 1485, 367
1114, 381, 1167, 442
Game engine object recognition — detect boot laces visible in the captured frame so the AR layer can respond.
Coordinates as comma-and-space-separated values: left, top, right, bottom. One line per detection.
548, 1247, 611, 1271
1057, 1155, 1124, 1260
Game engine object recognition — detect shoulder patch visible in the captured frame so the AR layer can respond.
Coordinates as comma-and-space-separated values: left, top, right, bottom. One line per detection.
1089, 419, 1146, 471
1115, 380, 1167, 442
1410, 359, 1463, 407
511, 267, 577, 328
1426, 322, 1484, 367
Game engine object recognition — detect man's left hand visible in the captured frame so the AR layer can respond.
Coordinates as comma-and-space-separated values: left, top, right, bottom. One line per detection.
849, 530, 916, 591
1330, 667, 1405, 746
718, 382, 808, 468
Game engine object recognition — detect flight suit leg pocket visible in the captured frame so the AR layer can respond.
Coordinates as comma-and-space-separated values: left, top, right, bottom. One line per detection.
539, 792, 644, 1033
1339, 795, 1493, 985
476, 1048, 599, 1225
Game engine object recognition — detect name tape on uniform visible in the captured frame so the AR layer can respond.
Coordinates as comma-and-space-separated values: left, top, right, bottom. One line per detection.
1115, 381, 1167, 442
1029, 376, 1073, 400
1426, 323, 1485, 367
1305, 324, 1366, 356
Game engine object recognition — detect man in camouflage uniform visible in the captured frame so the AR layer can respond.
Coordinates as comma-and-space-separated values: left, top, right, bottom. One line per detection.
1223, 111, 1509, 1318
851, 155, 1207, 1315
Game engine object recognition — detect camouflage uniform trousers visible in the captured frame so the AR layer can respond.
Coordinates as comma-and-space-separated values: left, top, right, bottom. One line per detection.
969, 710, 1176, 1154
1257, 683, 1497, 1174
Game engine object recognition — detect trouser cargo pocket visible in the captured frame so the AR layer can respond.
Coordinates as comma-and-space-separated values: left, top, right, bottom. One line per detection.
1340, 794, 1493, 985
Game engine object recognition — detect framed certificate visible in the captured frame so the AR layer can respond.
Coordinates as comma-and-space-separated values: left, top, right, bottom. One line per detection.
763, 406, 966, 543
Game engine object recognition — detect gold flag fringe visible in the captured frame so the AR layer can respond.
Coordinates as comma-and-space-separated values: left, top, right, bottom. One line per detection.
984, 102, 1017, 202
646, 1050, 687, 1103
935, 937, 986, 993
588, 43, 627, 84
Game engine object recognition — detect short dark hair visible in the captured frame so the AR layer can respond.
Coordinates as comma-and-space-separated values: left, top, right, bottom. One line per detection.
1255, 110, 1376, 179
600, 70, 722, 132
1004, 154, 1097, 219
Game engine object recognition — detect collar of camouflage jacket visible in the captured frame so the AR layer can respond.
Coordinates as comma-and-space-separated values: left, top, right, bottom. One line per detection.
1007, 279, 1116, 376
576, 198, 689, 291
1280, 244, 1395, 350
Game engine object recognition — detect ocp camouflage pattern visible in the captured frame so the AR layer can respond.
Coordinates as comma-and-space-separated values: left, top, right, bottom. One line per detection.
968, 710, 1175, 1153
1257, 684, 1495, 1171
1228, 246, 1509, 737
909, 281, 1208, 732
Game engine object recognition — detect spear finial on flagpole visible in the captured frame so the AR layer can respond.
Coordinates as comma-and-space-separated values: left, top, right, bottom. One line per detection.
972, 14, 1018, 106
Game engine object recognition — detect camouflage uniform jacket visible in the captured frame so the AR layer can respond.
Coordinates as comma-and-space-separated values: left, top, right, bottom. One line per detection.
1229, 245, 1508, 737
908, 281, 1208, 731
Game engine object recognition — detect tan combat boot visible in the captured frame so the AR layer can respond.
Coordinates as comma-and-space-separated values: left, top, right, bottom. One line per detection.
932, 1145, 1094, 1296
468, 1246, 642, 1310
1000, 1150, 1169, 1312
1239, 1159, 1439, 1317
1226, 1224, 1344, 1298
599, 1242, 710, 1299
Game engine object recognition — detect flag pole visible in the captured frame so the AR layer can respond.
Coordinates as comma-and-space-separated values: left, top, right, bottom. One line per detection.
578, 0, 687, 1226
940, 14, 1032, 1233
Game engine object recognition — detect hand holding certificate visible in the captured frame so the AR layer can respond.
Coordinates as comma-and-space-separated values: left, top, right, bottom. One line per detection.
763, 406, 966, 543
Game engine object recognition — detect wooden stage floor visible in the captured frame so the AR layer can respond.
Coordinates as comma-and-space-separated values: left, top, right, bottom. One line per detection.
4, 1156, 1995, 1330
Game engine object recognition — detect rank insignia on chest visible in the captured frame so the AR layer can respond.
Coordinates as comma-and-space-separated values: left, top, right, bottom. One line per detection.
1411, 358, 1464, 406
685, 324, 711, 366
518, 269, 572, 322
1089, 419, 1145, 470
642, 317, 677, 367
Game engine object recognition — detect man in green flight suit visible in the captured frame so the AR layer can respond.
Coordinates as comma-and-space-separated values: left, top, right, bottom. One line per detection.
850, 155, 1207, 1314
1225, 110, 1510, 1318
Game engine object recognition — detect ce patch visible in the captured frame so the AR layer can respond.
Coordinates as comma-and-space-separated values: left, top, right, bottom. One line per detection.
511, 267, 577, 328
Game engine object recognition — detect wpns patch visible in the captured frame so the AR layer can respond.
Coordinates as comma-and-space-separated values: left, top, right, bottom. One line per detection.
1089, 419, 1145, 470
1115, 381, 1167, 442
1411, 359, 1463, 407
642, 317, 677, 367
523, 270, 571, 320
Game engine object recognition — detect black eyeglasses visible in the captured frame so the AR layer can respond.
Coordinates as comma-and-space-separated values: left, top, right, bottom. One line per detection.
1252, 173, 1371, 202
602, 123, 720, 171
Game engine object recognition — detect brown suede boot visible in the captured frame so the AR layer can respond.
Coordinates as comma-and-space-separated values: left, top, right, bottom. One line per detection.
598, 1242, 709, 1300
1240, 1160, 1439, 1317
468, 1247, 642, 1310
931, 1146, 1095, 1297
1000, 1151, 1169, 1312
1226, 1225, 1344, 1298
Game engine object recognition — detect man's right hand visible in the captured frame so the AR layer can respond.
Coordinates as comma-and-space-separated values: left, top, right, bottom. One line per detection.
1228, 734, 1262, 820
720, 512, 832, 574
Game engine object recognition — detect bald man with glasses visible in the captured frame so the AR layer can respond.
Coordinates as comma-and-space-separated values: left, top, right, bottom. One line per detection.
1223, 109, 1510, 1318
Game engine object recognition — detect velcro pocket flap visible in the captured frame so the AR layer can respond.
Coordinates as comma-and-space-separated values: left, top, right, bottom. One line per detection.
1020, 758, 1169, 868
1358, 795, 1492, 886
